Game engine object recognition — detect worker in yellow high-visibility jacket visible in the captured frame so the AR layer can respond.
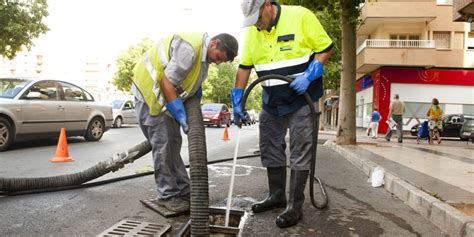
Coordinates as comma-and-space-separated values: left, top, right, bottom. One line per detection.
133, 32, 238, 216
232, 0, 333, 228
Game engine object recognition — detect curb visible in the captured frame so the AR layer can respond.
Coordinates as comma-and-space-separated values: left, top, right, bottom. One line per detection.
323, 140, 474, 236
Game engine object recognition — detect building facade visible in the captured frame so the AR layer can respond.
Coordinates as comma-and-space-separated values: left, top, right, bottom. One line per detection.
356, 0, 474, 133
0, 52, 125, 103
0, 51, 45, 78
453, 0, 474, 30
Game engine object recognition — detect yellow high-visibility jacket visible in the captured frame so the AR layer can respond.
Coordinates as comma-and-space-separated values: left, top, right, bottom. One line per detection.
132, 32, 205, 116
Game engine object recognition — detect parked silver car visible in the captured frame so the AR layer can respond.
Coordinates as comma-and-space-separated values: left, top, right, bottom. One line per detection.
111, 99, 138, 128
0, 78, 113, 151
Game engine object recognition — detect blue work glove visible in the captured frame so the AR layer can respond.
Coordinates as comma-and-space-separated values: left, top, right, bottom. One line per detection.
195, 87, 202, 99
289, 60, 324, 95
231, 88, 248, 127
165, 98, 189, 134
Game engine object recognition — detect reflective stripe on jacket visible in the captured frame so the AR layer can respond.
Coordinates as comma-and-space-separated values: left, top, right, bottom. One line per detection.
132, 32, 205, 116
240, 4, 333, 116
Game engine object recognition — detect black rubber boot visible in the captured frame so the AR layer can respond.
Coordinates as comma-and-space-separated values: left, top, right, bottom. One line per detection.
251, 167, 287, 213
275, 170, 309, 228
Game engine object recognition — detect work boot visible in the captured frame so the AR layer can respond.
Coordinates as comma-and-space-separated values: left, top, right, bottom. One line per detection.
154, 196, 190, 213
275, 170, 309, 228
251, 167, 287, 213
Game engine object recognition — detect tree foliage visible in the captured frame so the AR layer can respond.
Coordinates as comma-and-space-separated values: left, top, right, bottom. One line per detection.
112, 38, 154, 91
279, 0, 343, 90
202, 62, 261, 110
279, 0, 363, 144
112, 40, 261, 110
202, 62, 234, 105
0, 0, 49, 59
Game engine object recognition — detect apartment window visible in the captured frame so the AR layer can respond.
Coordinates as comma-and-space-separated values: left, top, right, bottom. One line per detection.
390, 34, 419, 40
433, 31, 451, 49
468, 33, 474, 50
453, 32, 464, 49
463, 105, 474, 115
436, 0, 452, 4
389, 34, 421, 47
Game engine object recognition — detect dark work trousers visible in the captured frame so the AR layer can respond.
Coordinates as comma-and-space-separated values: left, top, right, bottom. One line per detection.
259, 101, 319, 171
135, 99, 190, 200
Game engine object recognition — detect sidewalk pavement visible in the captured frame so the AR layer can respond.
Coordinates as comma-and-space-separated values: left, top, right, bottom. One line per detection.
320, 128, 474, 236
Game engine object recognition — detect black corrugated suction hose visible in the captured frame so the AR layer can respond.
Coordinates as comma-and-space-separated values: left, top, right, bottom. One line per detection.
184, 95, 210, 236
0, 141, 152, 192
241, 74, 328, 209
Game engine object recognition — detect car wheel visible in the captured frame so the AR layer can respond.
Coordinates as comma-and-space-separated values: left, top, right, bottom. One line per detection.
85, 117, 105, 141
217, 119, 222, 128
113, 117, 123, 128
0, 117, 13, 152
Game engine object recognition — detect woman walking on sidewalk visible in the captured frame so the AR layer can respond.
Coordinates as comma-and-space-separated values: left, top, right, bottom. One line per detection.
427, 98, 443, 144
369, 108, 381, 139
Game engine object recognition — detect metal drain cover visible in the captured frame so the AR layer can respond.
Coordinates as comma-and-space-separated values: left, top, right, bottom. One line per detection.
97, 219, 170, 236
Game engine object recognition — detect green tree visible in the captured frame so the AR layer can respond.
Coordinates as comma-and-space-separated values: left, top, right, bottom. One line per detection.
244, 71, 263, 111
202, 62, 235, 105
202, 62, 261, 111
280, 0, 342, 90
280, 0, 362, 144
0, 0, 49, 59
112, 38, 154, 91
336, 0, 361, 145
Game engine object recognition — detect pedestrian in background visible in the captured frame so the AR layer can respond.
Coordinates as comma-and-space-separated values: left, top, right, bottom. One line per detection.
132, 32, 238, 216
232, 0, 333, 228
426, 98, 443, 144
366, 114, 372, 137
385, 94, 405, 143
369, 108, 381, 139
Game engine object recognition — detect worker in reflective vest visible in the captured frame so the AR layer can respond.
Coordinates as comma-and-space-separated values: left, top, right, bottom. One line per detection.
232, 0, 333, 228
132, 32, 238, 215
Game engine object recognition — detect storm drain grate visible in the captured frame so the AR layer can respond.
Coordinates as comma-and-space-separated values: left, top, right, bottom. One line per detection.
97, 219, 170, 236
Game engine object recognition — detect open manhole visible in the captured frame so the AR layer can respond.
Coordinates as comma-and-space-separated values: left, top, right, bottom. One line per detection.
97, 219, 171, 236
177, 207, 248, 237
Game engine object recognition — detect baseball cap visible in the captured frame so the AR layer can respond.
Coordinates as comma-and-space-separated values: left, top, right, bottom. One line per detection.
241, 0, 265, 27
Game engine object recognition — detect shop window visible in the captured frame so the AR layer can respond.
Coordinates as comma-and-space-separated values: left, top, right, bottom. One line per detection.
365, 103, 373, 118
356, 105, 363, 118
463, 104, 474, 115
403, 102, 446, 119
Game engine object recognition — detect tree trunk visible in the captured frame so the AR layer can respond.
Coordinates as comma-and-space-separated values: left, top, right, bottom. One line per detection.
336, 0, 357, 145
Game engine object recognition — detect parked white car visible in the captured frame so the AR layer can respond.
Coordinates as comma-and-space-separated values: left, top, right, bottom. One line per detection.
247, 109, 258, 124
0, 78, 113, 151
111, 99, 138, 128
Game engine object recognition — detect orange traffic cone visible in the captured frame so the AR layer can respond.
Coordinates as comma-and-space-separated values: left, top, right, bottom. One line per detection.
222, 126, 230, 141
50, 128, 74, 163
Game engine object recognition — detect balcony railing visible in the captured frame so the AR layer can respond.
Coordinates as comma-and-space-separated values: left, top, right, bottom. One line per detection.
357, 39, 436, 54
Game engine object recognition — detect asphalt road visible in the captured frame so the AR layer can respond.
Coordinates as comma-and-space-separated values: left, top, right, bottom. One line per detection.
0, 124, 442, 236
0, 124, 260, 179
